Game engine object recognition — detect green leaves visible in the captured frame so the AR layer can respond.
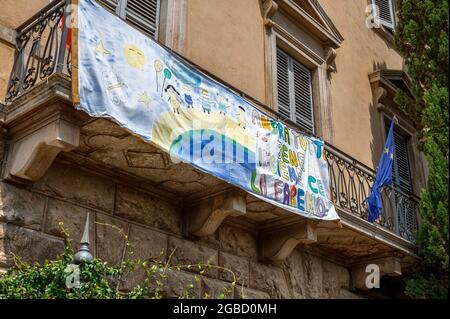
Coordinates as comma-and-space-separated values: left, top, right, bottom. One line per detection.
0, 225, 242, 299
395, 0, 449, 299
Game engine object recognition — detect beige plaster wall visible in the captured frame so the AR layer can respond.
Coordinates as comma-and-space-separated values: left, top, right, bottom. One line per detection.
319, 0, 404, 169
184, 0, 405, 169
184, 0, 266, 103
0, 45, 15, 102
1, 0, 406, 170
0, 0, 49, 29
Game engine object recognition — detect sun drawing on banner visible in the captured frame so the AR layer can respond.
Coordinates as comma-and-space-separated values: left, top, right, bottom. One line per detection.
124, 44, 145, 69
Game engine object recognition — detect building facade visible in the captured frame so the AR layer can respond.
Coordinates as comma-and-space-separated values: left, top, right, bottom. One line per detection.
0, 0, 426, 298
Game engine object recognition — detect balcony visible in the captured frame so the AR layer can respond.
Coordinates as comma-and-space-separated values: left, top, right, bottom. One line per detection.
5, 0, 71, 102
1, 0, 419, 282
325, 144, 419, 243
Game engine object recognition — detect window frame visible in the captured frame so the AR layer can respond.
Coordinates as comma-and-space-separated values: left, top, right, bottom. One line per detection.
371, 0, 397, 31
382, 116, 413, 193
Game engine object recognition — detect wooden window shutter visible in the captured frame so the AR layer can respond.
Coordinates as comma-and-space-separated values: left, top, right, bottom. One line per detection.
386, 122, 412, 191
292, 60, 314, 133
97, 0, 160, 39
124, 0, 160, 38
276, 49, 292, 120
276, 49, 315, 134
373, 0, 395, 30
393, 130, 412, 191
97, 0, 119, 12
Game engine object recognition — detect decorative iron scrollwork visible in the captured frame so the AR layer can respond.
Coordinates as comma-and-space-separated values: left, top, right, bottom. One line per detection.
325, 145, 419, 242
6, 0, 69, 101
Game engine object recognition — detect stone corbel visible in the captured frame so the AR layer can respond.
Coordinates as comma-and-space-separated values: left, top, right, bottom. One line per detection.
185, 189, 247, 237
261, 0, 278, 27
325, 47, 337, 73
3, 118, 80, 183
259, 218, 317, 263
374, 86, 388, 110
350, 256, 402, 290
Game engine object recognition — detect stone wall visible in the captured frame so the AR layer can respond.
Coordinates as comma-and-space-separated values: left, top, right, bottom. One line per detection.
0, 159, 360, 298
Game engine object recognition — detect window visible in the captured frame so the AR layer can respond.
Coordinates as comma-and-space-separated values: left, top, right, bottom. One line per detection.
386, 122, 412, 192
97, 0, 160, 38
372, 0, 396, 31
276, 49, 314, 134
384, 121, 417, 237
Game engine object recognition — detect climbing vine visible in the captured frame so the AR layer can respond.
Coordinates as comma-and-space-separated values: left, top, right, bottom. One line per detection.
0, 223, 243, 299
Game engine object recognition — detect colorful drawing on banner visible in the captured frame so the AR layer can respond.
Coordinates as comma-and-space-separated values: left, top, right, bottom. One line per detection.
76, 0, 339, 222
138, 91, 151, 107
95, 40, 110, 57
161, 68, 172, 97
154, 59, 163, 92
124, 44, 145, 69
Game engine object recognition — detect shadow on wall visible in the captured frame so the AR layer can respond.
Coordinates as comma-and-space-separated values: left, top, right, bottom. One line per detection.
368, 100, 383, 169
372, 61, 387, 71
368, 60, 388, 169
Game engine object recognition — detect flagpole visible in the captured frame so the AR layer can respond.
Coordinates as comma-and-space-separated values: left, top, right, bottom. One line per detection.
71, 0, 80, 105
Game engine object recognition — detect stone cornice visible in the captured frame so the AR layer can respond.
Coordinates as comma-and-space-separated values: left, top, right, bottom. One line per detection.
275, 0, 343, 49
273, 23, 325, 66
261, 0, 279, 27
369, 69, 419, 132
369, 69, 413, 99
338, 209, 417, 258
2, 73, 73, 125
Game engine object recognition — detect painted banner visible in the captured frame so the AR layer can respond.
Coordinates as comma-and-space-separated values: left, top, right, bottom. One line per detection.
76, 0, 339, 221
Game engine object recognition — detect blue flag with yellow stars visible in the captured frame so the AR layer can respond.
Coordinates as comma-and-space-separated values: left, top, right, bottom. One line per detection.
366, 119, 395, 222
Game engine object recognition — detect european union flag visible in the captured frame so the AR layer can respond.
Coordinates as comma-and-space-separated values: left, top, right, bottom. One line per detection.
366, 119, 395, 222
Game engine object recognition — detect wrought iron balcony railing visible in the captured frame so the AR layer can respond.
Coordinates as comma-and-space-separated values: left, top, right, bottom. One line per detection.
325, 144, 419, 242
5, 0, 71, 102
4, 0, 420, 243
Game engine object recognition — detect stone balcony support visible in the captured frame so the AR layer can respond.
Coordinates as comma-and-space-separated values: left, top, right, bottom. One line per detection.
1, 76, 84, 184
184, 189, 247, 237
351, 256, 402, 290
259, 217, 317, 263
3, 118, 79, 183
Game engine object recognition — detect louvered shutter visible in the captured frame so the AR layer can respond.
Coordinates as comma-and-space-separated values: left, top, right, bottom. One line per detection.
125, 0, 160, 38
276, 49, 292, 120
386, 123, 412, 191
372, 0, 395, 30
293, 61, 314, 133
276, 49, 315, 134
96, 0, 160, 39
393, 131, 412, 191
97, 0, 119, 12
